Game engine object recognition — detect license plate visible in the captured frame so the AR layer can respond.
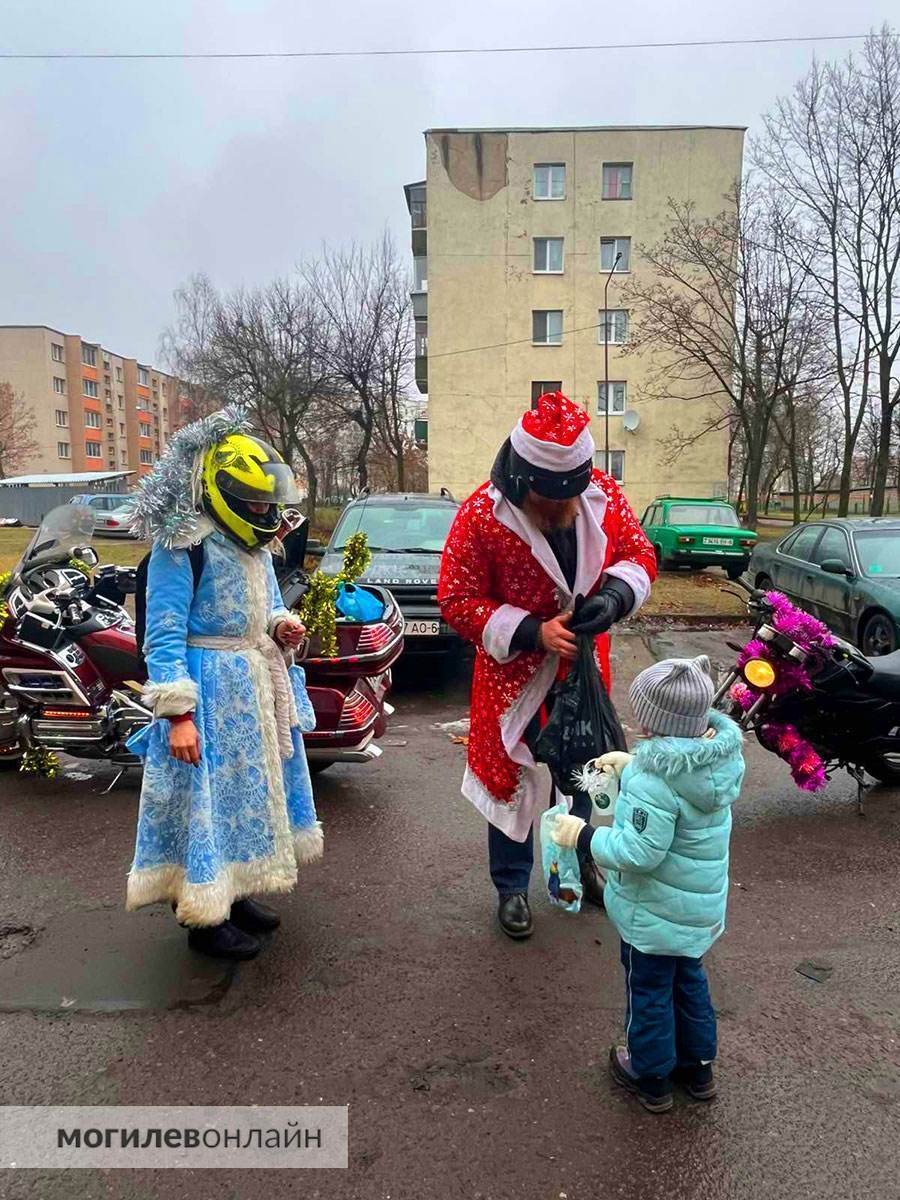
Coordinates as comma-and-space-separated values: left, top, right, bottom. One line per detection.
703, 537, 732, 546
407, 620, 440, 636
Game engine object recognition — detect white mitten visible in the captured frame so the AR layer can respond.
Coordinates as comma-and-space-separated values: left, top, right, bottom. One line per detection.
596, 750, 634, 777
551, 813, 586, 849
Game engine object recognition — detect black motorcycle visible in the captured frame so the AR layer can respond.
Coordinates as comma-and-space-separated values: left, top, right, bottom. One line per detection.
715, 580, 900, 812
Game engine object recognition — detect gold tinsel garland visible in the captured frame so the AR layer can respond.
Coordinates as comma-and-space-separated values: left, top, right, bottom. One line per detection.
20, 746, 60, 779
0, 570, 10, 624
297, 532, 373, 658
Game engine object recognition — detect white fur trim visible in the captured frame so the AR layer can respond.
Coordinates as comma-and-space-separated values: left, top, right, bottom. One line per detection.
143, 678, 199, 718
126, 859, 298, 928
294, 823, 324, 864
511, 421, 595, 473
462, 764, 538, 842
603, 560, 652, 615
482, 604, 532, 664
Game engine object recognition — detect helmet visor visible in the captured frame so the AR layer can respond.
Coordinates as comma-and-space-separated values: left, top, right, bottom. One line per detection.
216, 460, 300, 505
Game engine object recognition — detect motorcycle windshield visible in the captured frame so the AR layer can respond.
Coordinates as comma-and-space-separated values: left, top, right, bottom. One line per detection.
13, 504, 96, 581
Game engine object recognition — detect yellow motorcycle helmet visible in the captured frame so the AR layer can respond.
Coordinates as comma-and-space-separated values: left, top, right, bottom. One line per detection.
201, 432, 299, 550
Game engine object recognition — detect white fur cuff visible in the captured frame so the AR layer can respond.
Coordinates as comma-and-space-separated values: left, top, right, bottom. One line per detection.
604, 561, 652, 615
483, 604, 533, 664
142, 678, 199, 718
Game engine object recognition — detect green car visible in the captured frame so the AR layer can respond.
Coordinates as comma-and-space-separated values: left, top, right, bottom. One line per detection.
640, 497, 757, 580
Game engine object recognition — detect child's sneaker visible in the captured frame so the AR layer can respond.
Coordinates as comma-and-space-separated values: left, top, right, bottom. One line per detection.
608, 1046, 673, 1113
672, 1062, 717, 1101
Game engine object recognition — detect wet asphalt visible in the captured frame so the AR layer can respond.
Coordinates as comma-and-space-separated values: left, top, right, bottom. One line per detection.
1, 625, 899, 1200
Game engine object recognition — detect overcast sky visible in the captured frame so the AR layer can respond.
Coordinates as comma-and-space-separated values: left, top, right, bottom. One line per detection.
0, 0, 892, 364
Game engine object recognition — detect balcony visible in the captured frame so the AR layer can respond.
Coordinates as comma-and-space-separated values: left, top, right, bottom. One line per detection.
404, 181, 427, 256
415, 356, 428, 394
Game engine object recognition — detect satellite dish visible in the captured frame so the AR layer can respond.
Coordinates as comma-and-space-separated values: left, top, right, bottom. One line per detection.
622, 409, 641, 433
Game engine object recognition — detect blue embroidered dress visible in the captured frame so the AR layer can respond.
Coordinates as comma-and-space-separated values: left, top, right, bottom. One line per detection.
126, 529, 321, 927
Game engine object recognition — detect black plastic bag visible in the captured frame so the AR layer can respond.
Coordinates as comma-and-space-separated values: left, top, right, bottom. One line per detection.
533, 632, 627, 796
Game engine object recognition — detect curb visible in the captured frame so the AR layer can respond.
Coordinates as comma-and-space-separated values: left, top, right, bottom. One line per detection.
629, 613, 749, 630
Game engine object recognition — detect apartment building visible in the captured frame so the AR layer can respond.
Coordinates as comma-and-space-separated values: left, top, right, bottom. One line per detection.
0, 325, 180, 481
405, 125, 745, 514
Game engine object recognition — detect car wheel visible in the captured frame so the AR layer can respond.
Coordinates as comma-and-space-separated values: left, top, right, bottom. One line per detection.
654, 544, 667, 571
860, 611, 898, 657
755, 574, 774, 592
726, 563, 746, 582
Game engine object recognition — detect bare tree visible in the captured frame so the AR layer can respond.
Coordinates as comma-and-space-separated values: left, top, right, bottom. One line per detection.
624, 183, 825, 526
161, 275, 334, 520
303, 233, 414, 493
0, 382, 38, 479
755, 26, 900, 515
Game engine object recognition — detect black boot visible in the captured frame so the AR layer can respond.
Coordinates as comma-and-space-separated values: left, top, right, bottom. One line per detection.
187, 920, 261, 961
497, 892, 533, 939
608, 1045, 673, 1113
672, 1062, 717, 1101
230, 897, 281, 933
579, 858, 605, 909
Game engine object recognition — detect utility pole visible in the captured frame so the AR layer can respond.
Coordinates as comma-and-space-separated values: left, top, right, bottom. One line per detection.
603, 251, 622, 472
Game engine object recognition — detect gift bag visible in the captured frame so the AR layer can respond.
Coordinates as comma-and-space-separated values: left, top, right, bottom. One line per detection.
335, 582, 385, 623
533, 631, 627, 798
540, 803, 582, 913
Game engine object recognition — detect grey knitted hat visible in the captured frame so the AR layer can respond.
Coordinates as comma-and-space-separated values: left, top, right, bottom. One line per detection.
629, 655, 714, 738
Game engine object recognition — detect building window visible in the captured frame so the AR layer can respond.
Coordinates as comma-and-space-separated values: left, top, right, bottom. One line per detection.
533, 163, 566, 201
116, 366, 123, 382
81, 345, 97, 367
600, 236, 631, 272
85, 410, 101, 429
140, 448, 154, 465
139, 421, 152, 437
602, 162, 633, 200
598, 381, 627, 414
120, 423, 126, 435
531, 381, 563, 407
83, 379, 98, 398
596, 449, 625, 481
413, 257, 427, 292
105, 387, 111, 399
118, 395, 124, 408
55, 409, 68, 427
598, 309, 628, 345
51, 342, 64, 363
533, 237, 564, 273
533, 310, 564, 346
52, 376, 66, 395
85, 441, 102, 459
138, 366, 149, 387
57, 441, 70, 459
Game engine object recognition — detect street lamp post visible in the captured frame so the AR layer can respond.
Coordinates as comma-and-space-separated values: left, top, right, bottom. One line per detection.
603, 250, 622, 474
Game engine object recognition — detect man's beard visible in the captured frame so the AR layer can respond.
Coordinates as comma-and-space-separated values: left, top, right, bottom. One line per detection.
523, 492, 580, 532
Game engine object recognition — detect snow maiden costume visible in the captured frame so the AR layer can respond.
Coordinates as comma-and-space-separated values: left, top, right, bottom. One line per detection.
438, 393, 657, 938
126, 407, 321, 959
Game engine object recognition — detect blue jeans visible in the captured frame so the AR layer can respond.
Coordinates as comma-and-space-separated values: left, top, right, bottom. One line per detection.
621, 940, 717, 1079
488, 790, 592, 895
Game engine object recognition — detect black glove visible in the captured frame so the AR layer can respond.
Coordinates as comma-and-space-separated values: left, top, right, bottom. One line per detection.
569, 578, 635, 636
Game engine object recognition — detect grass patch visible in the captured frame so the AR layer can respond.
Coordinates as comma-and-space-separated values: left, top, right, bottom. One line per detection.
641, 568, 746, 618
0, 527, 148, 574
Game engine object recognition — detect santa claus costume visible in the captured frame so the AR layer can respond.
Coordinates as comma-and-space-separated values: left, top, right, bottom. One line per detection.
438, 393, 657, 937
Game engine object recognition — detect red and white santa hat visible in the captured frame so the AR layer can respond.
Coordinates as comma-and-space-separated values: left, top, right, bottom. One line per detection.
509, 391, 595, 498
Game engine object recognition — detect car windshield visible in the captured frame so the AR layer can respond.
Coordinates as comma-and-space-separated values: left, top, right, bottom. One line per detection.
667, 505, 739, 527
853, 530, 900, 578
332, 502, 456, 553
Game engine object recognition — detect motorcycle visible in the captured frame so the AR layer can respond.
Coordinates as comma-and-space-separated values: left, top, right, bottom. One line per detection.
0, 505, 404, 782
715, 578, 900, 813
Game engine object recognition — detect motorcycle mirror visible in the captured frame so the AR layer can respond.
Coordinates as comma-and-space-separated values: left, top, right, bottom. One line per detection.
821, 558, 853, 578
74, 546, 99, 567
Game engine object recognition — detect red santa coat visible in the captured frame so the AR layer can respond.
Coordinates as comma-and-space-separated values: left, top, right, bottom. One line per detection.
438, 470, 657, 841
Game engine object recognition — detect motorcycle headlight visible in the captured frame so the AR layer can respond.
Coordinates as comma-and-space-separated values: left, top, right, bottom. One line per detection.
744, 658, 776, 689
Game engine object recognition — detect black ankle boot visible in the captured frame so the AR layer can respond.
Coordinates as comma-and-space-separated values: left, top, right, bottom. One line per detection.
230, 897, 281, 933
672, 1062, 717, 1100
187, 920, 261, 961
497, 892, 533, 939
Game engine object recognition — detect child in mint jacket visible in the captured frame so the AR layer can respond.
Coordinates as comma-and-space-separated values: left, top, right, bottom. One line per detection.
552, 655, 744, 1113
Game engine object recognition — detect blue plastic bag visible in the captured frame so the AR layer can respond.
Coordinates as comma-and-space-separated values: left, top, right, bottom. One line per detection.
335, 582, 384, 623
540, 802, 583, 913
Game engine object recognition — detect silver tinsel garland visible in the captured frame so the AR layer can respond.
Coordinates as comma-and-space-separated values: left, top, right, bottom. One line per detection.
128, 404, 251, 548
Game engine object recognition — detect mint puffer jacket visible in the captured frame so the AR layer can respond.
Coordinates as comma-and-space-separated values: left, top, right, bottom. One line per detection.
588, 709, 744, 958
